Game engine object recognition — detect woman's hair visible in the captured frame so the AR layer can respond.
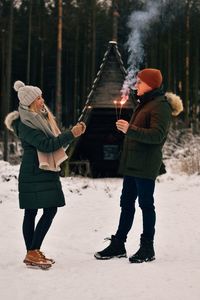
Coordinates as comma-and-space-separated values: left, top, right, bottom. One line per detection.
29, 100, 61, 136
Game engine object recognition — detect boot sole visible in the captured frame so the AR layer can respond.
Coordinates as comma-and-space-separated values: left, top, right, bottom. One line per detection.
23, 259, 52, 270
94, 253, 127, 260
129, 256, 155, 264
24, 259, 55, 264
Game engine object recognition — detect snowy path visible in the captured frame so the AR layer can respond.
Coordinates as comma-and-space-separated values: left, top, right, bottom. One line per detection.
0, 162, 200, 300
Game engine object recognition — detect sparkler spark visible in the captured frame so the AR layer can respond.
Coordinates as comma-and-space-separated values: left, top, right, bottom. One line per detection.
113, 94, 129, 121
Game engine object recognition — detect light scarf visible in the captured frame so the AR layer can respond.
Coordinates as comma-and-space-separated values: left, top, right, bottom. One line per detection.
19, 104, 68, 172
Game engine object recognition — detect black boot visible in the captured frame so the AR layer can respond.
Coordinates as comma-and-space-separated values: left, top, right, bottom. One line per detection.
129, 236, 155, 263
94, 235, 127, 260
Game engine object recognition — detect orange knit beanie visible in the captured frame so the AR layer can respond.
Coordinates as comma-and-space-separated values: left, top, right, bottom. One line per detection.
137, 68, 163, 89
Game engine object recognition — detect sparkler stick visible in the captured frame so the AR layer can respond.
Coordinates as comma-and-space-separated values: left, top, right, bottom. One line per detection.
119, 101, 123, 119
119, 96, 128, 119
113, 100, 119, 121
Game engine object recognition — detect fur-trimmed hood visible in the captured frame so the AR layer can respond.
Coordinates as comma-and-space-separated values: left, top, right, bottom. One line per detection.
165, 92, 183, 116
4, 111, 20, 132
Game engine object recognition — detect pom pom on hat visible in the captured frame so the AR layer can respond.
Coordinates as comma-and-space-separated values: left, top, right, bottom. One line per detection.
13, 80, 25, 92
137, 68, 163, 89
13, 80, 42, 106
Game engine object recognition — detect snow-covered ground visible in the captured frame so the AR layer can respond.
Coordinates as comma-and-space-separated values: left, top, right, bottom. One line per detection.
0, 160, 200, 300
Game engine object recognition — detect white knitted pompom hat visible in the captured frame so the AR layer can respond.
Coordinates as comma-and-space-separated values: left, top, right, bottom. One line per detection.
13, 80, 42, 106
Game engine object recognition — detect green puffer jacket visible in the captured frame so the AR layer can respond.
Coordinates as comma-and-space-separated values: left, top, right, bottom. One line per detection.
119, 90, 183, 180
6, 113, 75, 209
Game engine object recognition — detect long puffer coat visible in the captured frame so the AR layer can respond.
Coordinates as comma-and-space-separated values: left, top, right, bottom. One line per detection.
119, 91, 183, 180
5, 112, 75, 209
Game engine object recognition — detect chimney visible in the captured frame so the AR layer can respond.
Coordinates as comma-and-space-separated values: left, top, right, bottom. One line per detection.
112, 0, 119, 42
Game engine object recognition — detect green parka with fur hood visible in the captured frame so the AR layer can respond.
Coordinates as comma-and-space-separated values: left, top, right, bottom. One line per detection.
5, 112, 75, 209
119, 90, 183, 180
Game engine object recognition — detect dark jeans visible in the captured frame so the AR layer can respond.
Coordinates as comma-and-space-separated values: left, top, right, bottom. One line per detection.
22, 207, 57, 251
115, 176, 155, 242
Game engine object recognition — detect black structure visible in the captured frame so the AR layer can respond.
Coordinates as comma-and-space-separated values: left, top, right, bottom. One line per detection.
66, 41, 134, 177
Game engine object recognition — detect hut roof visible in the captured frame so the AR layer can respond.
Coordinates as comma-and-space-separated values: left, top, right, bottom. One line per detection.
78, 41, 133, 123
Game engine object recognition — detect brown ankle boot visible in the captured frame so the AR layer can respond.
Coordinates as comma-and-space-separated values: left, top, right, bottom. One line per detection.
23, 250, 52, 269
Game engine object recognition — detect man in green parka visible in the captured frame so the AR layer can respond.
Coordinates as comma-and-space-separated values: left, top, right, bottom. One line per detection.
94, 68, 183, 263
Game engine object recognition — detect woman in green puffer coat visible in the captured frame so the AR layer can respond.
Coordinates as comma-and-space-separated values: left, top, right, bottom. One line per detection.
5, 80, 86, 269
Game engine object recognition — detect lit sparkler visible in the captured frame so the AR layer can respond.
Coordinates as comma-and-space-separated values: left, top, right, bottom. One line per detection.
113, 87, 131, 121
113, 100, 119, 121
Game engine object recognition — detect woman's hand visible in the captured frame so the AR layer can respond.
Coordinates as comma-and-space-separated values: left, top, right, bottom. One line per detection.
116, 119, 129, 133
71, 122, 86, 137
79, 121, 86, 133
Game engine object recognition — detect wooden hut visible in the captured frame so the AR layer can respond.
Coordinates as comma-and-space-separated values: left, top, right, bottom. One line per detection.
66, 41, 134, 177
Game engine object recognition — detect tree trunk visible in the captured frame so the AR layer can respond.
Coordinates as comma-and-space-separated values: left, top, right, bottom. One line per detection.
91, 0, 96, 84
39, 0, 44, 89
192, 25, 199, 133
185, 0, 190, 126
0, 28, 6, 130
82, 30, 87, 106
86, 7, 92, 94
56, 0, 63, 126
3, 1, 13, 161
167, 29, 172, 91
73, 15, 80, 123
26, 0, 32, 84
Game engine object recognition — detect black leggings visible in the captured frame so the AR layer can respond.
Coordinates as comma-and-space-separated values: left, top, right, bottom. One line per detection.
22, 207, 57, 251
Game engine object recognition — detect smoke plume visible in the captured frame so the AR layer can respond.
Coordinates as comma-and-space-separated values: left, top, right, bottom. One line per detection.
121, 0, 165, 97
